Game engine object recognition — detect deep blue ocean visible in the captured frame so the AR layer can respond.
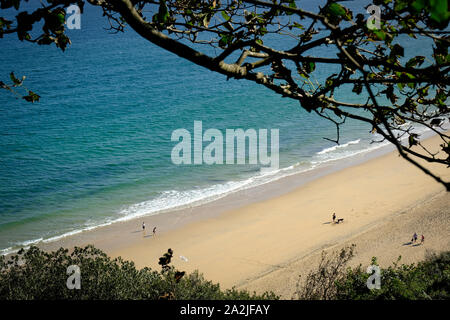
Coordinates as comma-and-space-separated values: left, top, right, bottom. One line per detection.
0, 1, 440, 254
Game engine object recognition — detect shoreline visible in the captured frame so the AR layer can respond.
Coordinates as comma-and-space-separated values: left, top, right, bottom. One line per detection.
1, 126, 439, 256
5, 132, 449, 297
21, 132, 399, 255
1, 135, 398, 256
106, 132, 449, 290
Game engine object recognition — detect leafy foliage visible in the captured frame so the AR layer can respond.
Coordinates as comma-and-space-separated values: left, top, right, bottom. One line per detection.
295, 245, 450, 300
0, 72, 40, 102
0, 245, 277, 300
336, 251, 450, 300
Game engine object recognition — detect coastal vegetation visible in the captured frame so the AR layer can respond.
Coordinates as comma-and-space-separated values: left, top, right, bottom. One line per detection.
1, 244, 449, 300
295, 245, 450, 300
0, 245, 277, 299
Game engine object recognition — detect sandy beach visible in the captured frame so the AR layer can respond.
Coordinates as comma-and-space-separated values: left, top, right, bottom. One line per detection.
34, 133, 449, 298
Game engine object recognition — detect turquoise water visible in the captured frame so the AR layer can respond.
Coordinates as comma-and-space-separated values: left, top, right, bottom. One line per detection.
0, 2, 438, 254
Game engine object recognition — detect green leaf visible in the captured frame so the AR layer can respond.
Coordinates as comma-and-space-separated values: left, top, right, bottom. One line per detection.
408, 134, 419, 147
289, 0, 297, 10
218, 33, 233, 48
430, 0, 450, 24
292, 22, 304, 30
326, 75, 336, 87
328, 3, 346, 17
406, 56, 425, 68
418, 86, 429, 97
221, 11, 230, 21
411, 0, 426, 12
56, 13, 65, 25
373, 30, 386, 40
158, 0, 169, 24
55, 33, 71, 51
303, 61, 315, 74
284, 0, 297, 15
9, 72, 22, 86
394, 0, 408, 12
23, 91, 40, 103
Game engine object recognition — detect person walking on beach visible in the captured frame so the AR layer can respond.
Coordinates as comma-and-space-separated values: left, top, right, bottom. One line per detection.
421, 234, 425, 245
332, 213, 336, 223
153, 226, 156, 237
413, 232, 418, 243
142, 222, 146, 237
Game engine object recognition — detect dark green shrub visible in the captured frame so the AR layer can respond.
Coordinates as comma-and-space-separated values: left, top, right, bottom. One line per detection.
335, 252, 450, 300
295, 246, 450, 300
0, 245, 277, 300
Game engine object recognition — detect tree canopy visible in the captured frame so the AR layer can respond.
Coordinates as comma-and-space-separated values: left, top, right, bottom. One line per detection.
1, 0, 449, 189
